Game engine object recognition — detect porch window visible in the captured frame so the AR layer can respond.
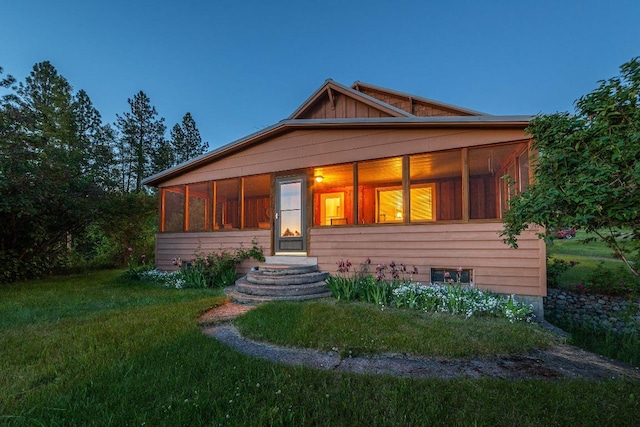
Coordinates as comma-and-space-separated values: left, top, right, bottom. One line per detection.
187, 182, 211, 231
243, 174, 271, 229
518, 149, 530, 193
162, 185, 185, 232
313, 164, 354, 226
469, 142, 528, 219
357, 157, 403, 224
410, 151, 462, 221
215, 178, 240, 230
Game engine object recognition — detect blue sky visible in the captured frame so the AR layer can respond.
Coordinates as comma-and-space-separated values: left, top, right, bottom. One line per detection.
2, 0, 638, 150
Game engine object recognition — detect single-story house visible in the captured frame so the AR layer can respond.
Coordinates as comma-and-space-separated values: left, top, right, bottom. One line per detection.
142, 79, 545, 313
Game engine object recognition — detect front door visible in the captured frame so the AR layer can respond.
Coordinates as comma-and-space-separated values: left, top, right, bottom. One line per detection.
274, 175, 307, 253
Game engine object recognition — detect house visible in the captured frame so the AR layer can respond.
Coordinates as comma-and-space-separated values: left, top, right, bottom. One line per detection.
142, 79, 545, 314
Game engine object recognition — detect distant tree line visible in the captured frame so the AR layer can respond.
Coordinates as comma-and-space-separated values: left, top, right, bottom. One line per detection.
0, 61, 209, 283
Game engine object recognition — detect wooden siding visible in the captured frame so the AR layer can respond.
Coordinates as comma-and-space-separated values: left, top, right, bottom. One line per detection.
309, 222, 546, 297
298, 91, 395, 120
155, 230, 271, 275
161, 128, 529, 187
153, 223, 545, 297
357, 87, 473, 117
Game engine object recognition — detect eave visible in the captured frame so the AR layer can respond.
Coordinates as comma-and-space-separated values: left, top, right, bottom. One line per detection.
142, 116, 532, 187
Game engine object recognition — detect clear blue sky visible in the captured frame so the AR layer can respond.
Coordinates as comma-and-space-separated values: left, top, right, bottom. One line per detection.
2, 0, 638, 150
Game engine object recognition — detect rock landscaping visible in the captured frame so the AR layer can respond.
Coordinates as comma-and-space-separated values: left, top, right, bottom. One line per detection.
544, 288, 640, 335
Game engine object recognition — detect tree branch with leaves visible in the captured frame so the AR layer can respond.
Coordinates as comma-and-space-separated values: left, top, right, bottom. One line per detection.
502, 57, 640, 276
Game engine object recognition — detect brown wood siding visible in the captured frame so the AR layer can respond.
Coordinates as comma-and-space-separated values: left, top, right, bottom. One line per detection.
358, 88, 473, 117
309, 222, 545, 297
299, 92, 393, 120
155, 230, 271, 275
162, 128, 529, 187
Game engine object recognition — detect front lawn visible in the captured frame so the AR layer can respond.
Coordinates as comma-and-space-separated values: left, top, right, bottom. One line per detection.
1, 271, 638, 426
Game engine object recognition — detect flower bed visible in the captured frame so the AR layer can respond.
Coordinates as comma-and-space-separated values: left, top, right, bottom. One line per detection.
326, 259, 534, 322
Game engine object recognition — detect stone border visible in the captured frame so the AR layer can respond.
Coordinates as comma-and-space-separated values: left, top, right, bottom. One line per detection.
199, 302, 640, 381
545, 288, 640, 334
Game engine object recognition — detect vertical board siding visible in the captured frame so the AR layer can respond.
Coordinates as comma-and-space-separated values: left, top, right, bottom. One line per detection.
155, 230, 271, 275
309, 222, 545, 297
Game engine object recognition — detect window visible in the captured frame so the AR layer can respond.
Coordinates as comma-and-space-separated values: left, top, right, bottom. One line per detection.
357, 157, 403, 224
377, 187, 403, 222
431, 268, 474, 285
468, 143, 528, 219
162, 185, 185, 232
215, 178, 240, 230
187, 182, 211, 231
410, 185, 436, 221
320, 192, 345, 225
243, 174, 271, 229
518, 149, 530, 193
313, 164, 354, 226
410, 151, 461, 221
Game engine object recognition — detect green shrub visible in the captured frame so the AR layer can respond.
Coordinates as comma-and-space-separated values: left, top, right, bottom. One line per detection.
170, 239, 265, 288
584, 261, 640, 297
546, 256, 577, 287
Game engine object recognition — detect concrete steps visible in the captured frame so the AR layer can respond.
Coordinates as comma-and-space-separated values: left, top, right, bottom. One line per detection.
227, 259, 332, 304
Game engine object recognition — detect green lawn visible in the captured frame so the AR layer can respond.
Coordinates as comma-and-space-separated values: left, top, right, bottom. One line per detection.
546, 231, 637, 289
1, 271, 638, 426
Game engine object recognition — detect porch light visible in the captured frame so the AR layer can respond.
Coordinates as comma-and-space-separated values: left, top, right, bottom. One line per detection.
315, 175, 324, 183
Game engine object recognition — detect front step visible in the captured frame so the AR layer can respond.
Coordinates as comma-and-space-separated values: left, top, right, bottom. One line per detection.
236, 277, 329, 297
228, 262, 332, 304
246, 270, 328, 285
225, 288, 333, 305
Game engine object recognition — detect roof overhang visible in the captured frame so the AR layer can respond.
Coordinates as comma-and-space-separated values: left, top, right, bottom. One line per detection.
142, 116, 533, 187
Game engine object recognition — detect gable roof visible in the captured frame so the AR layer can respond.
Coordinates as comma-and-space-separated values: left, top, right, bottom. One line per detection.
289, 79, 413, 119
352, 81, 488, 117
142, 79, 530, 187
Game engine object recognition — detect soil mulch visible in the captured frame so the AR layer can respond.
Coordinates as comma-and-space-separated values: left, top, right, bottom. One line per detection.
198, 301, 640, 381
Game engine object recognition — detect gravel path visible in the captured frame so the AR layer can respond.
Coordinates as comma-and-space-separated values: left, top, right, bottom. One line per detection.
199, 302, 640, 381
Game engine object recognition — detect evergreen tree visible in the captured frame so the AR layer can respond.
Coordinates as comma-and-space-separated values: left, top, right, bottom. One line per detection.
74, 89, 117, 191
115, 91, 166, 192
170, 112, 207, 165
0, 62, 105, 281
152, 137, 175, 174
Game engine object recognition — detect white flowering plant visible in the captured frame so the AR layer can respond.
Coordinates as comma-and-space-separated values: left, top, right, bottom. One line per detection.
326, 258, 534, 322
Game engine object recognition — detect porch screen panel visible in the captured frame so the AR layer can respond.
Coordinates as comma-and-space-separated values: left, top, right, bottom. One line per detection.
163, 185, 185, 232
468, 142, 528, 219
216, 178, 240, 229
410, 150, 462, 221
188, 182, 211, 232
312, 164, 354, 226
357, 157, 403, 224
243, 174, 271, 229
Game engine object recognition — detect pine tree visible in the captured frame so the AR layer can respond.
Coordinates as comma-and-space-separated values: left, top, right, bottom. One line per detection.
115, 91, 166, 192
0, 62, 107, 281
74, 89, 117, 191
171, 112, 207, 165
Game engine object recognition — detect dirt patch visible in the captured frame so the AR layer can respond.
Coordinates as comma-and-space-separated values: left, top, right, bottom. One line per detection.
199, 302, 640, 381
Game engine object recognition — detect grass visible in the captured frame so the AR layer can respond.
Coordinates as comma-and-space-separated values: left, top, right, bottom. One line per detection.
545, 231, 640, 366
546, 231, 638, 289
235, 300, 554, 358
1, 271, 639, 426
